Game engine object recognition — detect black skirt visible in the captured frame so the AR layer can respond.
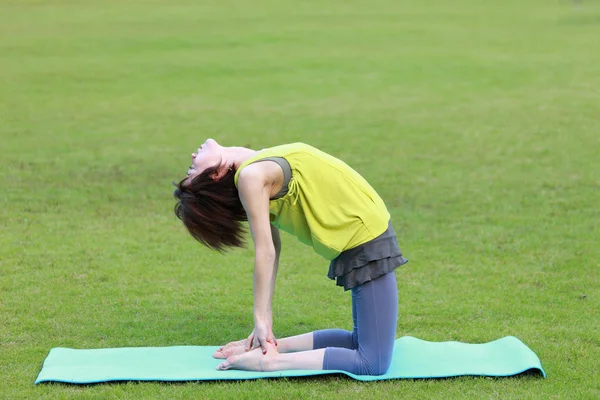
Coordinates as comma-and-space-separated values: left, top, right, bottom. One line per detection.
327, 221, 408, 290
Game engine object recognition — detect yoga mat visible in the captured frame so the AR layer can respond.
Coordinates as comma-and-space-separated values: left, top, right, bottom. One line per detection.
35, 336, 545, 384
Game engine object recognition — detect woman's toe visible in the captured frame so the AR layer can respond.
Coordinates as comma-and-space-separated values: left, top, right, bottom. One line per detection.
212, 349, 226, 359
216, 357, 235, 371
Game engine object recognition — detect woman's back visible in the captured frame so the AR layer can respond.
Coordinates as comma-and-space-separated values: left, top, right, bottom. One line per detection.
235, 143, 390, 260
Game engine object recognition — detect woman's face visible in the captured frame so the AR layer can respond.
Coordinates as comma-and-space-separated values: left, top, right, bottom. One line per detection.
187, 138, 222, 178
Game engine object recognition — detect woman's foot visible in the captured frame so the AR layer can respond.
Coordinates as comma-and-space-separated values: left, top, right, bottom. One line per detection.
213, 339, 248, 359
216, 342, 279, 371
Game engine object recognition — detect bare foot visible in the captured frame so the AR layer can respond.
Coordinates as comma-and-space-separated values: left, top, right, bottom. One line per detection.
216, 342, 279, 371
212, 339, 248, 359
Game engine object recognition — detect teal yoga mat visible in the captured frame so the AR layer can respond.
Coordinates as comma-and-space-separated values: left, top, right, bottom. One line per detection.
35, 336, 545, 384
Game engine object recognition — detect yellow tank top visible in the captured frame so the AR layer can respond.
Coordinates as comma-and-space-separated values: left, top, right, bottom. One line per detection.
234, 143, 390, 260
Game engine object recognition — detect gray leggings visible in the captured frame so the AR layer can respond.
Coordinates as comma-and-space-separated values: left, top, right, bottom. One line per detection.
312, 271, 398, 375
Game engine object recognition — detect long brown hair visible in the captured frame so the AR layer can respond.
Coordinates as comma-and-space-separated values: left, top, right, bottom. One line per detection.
173, 166, 247, 251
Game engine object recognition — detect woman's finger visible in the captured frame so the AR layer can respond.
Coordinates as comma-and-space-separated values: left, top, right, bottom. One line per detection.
260, 338, 268, 354
245, 334, 254, 351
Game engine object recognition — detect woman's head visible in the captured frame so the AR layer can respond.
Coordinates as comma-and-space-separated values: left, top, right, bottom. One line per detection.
187, 138, 227, 180
174, 141, 248, 251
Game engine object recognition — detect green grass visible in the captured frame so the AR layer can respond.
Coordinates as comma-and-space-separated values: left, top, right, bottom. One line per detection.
1, 0, 599, 398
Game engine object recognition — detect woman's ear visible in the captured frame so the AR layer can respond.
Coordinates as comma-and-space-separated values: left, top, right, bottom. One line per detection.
211, 165, 232, 181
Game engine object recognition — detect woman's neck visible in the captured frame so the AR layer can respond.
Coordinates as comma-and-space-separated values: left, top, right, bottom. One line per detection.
222, 146, 258, 170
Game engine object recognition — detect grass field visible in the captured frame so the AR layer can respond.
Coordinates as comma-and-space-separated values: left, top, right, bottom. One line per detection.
1, 0, 599, 398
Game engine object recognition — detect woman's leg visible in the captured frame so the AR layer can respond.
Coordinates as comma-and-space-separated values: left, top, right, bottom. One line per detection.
321, 271, 398, 375
216, 342, 325, 371
216, 272, 398, 375
311, 285, 360, 350
215, 325, 357, 359
214, 332, 314, 358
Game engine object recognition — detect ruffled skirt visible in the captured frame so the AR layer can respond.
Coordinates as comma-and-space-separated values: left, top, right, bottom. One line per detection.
327, 221, 408, 290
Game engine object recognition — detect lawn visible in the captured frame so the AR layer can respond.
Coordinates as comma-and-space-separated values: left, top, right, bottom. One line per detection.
1, 0, 599, 398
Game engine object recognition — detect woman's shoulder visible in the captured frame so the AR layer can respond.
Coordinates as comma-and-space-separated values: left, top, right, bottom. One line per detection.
265, 142, 313, 153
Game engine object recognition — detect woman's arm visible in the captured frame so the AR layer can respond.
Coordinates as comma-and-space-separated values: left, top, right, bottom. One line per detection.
271, 223, 281, 301
237, 165, 279, 353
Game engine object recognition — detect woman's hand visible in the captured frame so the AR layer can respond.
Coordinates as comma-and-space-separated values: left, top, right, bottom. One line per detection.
246, 319, 277, 354
213, 320, 277, 359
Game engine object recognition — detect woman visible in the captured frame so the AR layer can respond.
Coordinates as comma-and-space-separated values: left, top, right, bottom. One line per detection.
174, 139, 408, 375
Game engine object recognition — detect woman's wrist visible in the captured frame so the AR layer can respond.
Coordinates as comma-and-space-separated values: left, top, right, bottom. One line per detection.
254, 312, 272, 324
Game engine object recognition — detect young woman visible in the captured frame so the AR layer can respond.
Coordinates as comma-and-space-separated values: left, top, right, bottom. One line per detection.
174, 139, 408, 375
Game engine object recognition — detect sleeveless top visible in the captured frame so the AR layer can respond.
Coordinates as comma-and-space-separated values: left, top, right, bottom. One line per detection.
234, 143, 408, 289
234, 143, 391, 260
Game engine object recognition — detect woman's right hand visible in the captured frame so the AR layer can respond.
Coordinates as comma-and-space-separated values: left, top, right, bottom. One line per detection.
246, 319, 277, 354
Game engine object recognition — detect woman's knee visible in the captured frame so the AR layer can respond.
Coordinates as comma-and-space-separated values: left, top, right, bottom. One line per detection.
323, 345, 393, 376
368, 356, 392, 376
362, 349, 393, 376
